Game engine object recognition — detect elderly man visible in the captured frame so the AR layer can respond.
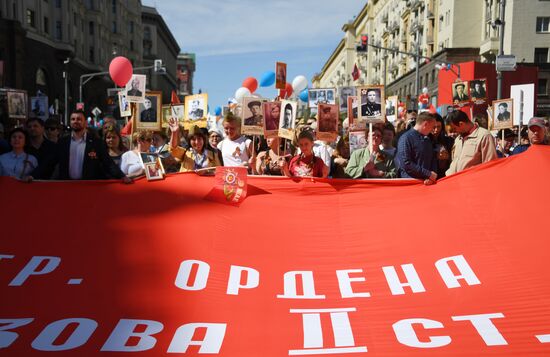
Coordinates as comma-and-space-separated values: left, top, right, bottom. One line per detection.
445, 110, 497, 176
512, 117, 549, 155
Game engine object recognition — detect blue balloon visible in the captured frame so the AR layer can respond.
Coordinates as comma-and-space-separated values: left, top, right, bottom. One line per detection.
214, 106, 222, 116
259, 71, 275, 87
299, 88, 309, 102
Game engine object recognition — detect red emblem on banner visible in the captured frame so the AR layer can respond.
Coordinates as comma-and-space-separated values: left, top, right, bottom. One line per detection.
206, 167, 248, 206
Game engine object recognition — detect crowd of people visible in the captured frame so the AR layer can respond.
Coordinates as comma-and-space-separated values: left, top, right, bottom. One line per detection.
0, 107, 548, 184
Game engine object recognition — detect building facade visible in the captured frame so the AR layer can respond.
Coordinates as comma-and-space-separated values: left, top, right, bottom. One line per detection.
0, 0, 186, 124
176, 53, 196, 99
141, 5, 180, 104
313, 0, 550, 115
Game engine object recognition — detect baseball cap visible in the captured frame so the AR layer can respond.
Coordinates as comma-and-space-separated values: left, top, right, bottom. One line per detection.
528, 117, 546, 129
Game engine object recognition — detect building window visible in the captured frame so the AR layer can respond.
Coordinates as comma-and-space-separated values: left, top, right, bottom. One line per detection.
144, 26, 151, 40
44, 17, 49, 34
55, 0, 62, 8
539, 79, 548, 96
73, 12, 77, 26
89, 46, 95, 63
112, 21, 117, 33
130, 39, 134, 51
55, 21, 62, 40
89, 21, 94, 35
535, 48, 549, 63
536, 17, 550, 33
26, 9, 36, 28
129, 21, 134, 34
112, 0, 117, 14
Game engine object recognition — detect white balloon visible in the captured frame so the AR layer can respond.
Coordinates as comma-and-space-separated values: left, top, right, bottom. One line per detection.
292, 75, 308, 93
235, 87, 251, 101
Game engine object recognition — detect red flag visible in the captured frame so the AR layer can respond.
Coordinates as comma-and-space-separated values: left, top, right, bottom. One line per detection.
171, 90, 181, 105
120, 119, 132, 136
352, 63, 360, 81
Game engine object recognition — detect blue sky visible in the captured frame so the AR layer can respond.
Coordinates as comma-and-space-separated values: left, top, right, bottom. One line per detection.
142, 0, 365, 111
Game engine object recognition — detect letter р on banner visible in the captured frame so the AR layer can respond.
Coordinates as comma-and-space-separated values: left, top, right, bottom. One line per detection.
205, 167, 248, 206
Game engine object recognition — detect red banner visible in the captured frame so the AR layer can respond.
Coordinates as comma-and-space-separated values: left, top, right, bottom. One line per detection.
1, 146, 550, 356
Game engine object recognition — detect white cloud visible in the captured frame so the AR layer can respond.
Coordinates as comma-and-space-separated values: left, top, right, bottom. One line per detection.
142, 0, 364, 56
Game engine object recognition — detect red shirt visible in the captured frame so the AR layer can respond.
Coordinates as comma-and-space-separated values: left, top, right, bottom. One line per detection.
289, 154, 325, 177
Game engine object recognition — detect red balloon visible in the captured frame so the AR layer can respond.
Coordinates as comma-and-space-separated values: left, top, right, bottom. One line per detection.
242, 77, 258, 93
109, 56, 133, 87
279, 82, 293, 99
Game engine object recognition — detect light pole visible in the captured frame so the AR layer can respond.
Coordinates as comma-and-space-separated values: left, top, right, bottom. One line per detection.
496, 0, 506, 99
79, 62, 165, 103
415, 27, 421, 101
63, 58, 70, 126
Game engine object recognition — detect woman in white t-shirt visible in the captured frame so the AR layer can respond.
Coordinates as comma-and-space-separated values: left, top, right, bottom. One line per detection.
120, 130, 153, 177
217, 113, 255, 172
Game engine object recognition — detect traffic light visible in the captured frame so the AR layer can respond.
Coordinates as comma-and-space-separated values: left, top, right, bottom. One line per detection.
356, 34, 368, 52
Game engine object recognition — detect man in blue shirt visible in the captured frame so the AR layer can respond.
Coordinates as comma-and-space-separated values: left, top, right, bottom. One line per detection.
511, 117, 548, 155
396, 112, 438, 184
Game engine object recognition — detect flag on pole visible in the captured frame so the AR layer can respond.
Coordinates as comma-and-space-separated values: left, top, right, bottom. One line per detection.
352, 63, 360, 81
171, 90, 181, 105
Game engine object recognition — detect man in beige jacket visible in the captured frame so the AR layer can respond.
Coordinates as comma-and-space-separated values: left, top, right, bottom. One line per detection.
445, 110, 497, 176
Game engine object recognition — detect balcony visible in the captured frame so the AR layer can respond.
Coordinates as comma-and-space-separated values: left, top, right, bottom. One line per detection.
480, 37, 499, 56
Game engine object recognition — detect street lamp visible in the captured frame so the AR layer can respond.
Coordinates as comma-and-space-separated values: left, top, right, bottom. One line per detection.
494, 0, 506, 99
78, 59, 166, 103
63, 58, 70, 126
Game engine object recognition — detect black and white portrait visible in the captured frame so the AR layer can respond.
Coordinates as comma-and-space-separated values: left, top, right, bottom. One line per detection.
118, 91, 131, 117
185, 94, 208, 121
8, 91, 27, 119
359, 86, 385, 123
339, 87, 356, 112
136, 91, 162, 130
492, 99, 514, 130
31, 96, 48, 120
125, 74, 146, 103
385, 96, 398, 123
278, 100, 297, 140
469, 79, 487, 101
452, 81, 469, 104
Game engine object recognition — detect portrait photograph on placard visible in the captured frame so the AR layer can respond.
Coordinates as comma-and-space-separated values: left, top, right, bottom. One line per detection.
144, 162, 164, 181
242, 97, 266, 135
359, 85, 385, 123
308, 88, 336, 115
469, 79, 487, 104
136, 91, 161, 131
125, 74, 146, 103
278, 100, 297, 140
349, 131, 367, 154
317, 103, 339, 142
263, 101, 281, 138
275, 62, 287, 90
339, 87, 356, 112
171, 104, 185, 126
184, 93, 208, 128
30, 96, 48, 121
7, 90, 27, 119
385, 96, 398, 123
491, 99, 514, 130
452, 80, 470, 105
161, 105, 171, 128
118, 91, 131, 117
